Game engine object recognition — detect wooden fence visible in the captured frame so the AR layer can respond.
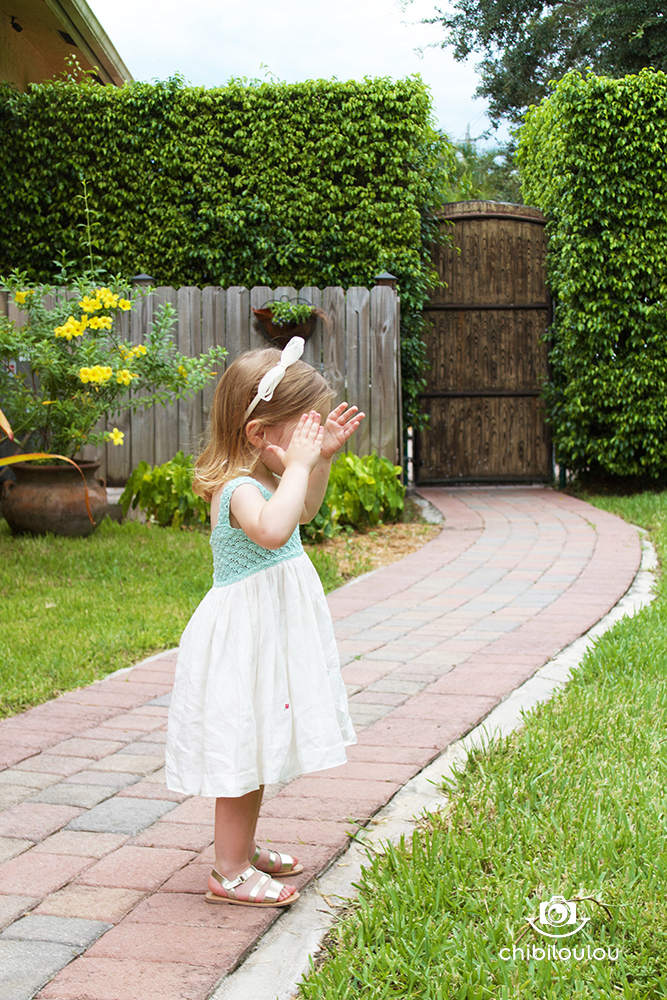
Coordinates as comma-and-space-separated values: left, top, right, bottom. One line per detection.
1, 285, 401, 485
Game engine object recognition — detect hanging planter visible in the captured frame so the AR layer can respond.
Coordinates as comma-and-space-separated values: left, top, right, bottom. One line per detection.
252, 297, 324, 349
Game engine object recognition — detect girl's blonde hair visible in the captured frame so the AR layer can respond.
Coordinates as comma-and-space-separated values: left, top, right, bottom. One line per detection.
193, 347, 335, 502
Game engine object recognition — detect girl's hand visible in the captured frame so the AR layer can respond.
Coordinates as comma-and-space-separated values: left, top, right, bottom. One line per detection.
321, 403, 365, 459
266, 412, 324, 473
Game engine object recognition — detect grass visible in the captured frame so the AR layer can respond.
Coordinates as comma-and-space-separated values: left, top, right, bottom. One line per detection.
0, 514, 386, 719
0, 517, 213, 717
297, 491, 667, 1000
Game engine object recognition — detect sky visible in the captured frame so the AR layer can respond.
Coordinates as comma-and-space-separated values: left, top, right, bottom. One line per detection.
87, 0, 506, 144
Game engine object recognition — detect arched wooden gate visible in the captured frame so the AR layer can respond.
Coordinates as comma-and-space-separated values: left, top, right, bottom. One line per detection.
415, 201, 551, 484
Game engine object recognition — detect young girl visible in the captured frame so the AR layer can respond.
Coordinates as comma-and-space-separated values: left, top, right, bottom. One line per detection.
165, 337, 364, 908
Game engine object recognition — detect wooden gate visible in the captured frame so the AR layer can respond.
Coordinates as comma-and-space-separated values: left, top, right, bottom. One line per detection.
415, 201, 551, 484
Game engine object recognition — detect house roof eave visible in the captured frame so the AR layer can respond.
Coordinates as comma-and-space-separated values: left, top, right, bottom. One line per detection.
42, 0, 133, 86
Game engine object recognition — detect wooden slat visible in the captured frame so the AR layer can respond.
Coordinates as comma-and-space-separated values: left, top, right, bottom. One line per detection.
130, 290, 156, 470
395, 292, 403, 476
154, 286, 180, 465
78, 281, 105, 469
322, 286, 346, 409
7, 294, 26, 330
225, 287, 251, 360
177, 286, 203, 456
105, 299, 132, 484
0, 290, 7, 316
201, 286, 225, 430
370, 286, 399, 464
345, 287, 371, 456
249, 286, 273, 353
299, 286, 322, 371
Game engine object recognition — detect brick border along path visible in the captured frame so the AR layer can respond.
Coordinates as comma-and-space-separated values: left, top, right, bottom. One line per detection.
0, 488, 640, 1000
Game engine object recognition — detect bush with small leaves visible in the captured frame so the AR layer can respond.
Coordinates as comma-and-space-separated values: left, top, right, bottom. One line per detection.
518, 68, 667, 478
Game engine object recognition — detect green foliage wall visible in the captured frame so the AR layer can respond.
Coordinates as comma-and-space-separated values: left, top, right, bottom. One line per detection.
518, 69, 667, 477
0, 75, 451, 424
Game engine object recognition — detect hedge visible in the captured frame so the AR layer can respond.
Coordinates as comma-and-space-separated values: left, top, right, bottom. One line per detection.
0, 74, 452, 424
517, 69, 667, 478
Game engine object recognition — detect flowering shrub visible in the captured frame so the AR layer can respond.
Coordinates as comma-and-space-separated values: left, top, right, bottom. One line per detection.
0, 273, 226, 458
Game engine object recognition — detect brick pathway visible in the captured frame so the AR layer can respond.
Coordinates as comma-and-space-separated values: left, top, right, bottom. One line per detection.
0, 488, 640, 1000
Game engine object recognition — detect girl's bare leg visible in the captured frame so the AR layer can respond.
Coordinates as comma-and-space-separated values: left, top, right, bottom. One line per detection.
214, 790, 294, 902
246, 784, 301, 874
246, 783, 264, 859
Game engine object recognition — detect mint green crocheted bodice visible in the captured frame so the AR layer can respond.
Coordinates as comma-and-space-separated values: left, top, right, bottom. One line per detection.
211, 476, 303, 588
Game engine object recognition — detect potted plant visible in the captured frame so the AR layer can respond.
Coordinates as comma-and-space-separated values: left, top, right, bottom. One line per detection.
0, 273, 225, 536
252, 297, 325, 348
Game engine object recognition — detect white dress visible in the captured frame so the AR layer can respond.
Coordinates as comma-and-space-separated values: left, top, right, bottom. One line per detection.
165, 476, 356, 798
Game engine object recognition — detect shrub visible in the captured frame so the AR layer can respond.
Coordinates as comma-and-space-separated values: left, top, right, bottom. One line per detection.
121, 450, 404, 538
302, 452, 405, 541
120, 452, 209, 528
517, 68, 667, 478
0, 75, 454, 428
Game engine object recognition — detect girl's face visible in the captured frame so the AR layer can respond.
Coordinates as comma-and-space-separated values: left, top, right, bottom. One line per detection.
260, 415, 313, 475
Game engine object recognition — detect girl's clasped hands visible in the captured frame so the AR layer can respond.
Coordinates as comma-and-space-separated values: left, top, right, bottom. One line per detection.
264, 402, 364, 472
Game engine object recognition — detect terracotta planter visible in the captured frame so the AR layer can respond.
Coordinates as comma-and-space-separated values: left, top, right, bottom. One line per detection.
0, 461, 108, 537
252, 308, 317, 349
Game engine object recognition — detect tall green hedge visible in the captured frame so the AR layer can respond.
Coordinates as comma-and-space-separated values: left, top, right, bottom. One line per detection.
518, 69, 667, 478
0, 75, 451, 423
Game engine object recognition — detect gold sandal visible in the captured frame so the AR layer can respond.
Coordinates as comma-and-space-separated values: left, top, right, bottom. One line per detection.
205, 865, 299, 907
251, 846, 304, 876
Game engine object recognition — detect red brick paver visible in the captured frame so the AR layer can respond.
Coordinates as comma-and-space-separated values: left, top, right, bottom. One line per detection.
0, 487, 640, 999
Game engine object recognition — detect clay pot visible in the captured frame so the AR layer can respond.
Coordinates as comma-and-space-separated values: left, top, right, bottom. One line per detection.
252, 308, 317, 349
0, 461, 108, 537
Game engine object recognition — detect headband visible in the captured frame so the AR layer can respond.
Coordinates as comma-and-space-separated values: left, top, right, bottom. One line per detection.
243, 336, 305, 421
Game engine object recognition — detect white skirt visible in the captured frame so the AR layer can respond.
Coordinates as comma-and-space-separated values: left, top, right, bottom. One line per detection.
165, 553, 356, 798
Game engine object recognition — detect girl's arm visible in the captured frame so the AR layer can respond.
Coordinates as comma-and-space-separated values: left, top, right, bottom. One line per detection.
301, 403, 365, 522
231, 412, 324, 549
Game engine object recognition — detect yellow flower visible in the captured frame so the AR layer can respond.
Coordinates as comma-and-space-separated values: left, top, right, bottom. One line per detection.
118, 299, 132, 311
79, 365, 112, 385
178, 364, 188, 377
118, 344, 146, 361
14, 290, 32, 305
97, 288, 119, 309
79, 295, 102, 312
115, 368, 138, 386
88, 315, 113, 331
109, 427, 124, 446
54, 315, 87, 340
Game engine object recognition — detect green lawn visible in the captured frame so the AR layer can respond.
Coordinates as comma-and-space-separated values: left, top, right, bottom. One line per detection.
298, 491, 667, 1000
0, 518, 214, 717
0, 515, 374, 718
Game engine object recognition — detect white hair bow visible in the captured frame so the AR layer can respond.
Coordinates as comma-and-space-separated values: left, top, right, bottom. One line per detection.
244, 336, 305, 421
